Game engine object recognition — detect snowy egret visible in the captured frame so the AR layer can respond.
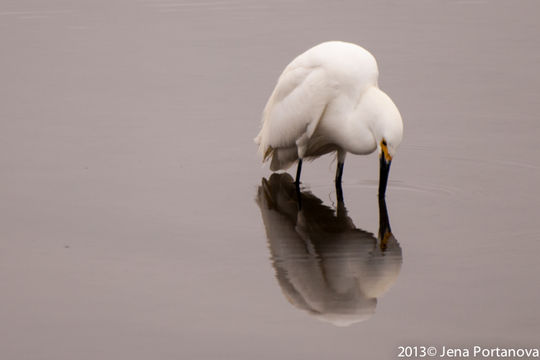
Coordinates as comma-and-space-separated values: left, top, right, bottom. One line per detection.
254, 41, 403, 198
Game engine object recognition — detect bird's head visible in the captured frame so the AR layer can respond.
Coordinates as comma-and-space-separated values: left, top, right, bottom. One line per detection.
362, 87, 402, 164
376, 116, 402, 167
378, 138, 393, 166
370, 88, 403, 198
377, 138, 393, 198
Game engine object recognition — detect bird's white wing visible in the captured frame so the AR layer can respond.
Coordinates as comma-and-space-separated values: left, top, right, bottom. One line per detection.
255, 65, 334, 159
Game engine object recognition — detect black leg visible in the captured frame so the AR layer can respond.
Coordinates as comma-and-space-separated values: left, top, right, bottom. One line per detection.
295, 159, 303, 210
295, 159, 303, 186
336, 181, 344, 204
335, 162, 344, 203
295, 183, 302, 210
335, 162, 344, 184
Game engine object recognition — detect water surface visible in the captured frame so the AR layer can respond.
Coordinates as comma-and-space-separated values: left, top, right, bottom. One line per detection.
1, 0, 540, 358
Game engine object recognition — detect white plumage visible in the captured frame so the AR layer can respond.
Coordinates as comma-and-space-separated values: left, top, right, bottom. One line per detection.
254, 41, 403, 197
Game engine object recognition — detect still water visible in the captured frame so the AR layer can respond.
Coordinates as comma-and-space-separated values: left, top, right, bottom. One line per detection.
1, 0, 539, 359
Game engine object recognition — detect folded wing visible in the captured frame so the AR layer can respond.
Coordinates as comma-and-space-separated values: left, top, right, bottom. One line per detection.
255, 64, 335, 168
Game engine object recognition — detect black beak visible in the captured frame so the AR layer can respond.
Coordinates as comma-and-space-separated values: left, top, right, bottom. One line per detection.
378, 155, 391, 199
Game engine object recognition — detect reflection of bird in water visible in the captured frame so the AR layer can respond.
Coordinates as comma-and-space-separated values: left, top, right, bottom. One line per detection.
256, 173, 402, 327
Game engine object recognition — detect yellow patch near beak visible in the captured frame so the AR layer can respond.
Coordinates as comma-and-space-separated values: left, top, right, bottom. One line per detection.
380, 230, 393, 251
381, 141, 392, 162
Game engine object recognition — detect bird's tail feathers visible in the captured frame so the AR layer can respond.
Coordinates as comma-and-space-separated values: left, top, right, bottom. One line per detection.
255, 126, 278, 163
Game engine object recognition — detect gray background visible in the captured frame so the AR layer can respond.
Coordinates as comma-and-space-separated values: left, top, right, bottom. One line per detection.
1, 0, 539, 359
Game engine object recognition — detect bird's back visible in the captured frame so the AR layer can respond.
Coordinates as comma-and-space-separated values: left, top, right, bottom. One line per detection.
255, 41, 380, 170
290, 41, 379, 92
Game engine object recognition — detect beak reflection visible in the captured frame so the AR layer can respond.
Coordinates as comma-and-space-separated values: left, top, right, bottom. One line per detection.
256, 173, 403, 327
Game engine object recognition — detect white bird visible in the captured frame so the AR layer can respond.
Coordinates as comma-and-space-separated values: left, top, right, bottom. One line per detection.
254, 41, 403, 198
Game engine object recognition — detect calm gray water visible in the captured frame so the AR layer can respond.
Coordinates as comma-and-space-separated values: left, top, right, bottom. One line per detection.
1, 1, 540, 359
